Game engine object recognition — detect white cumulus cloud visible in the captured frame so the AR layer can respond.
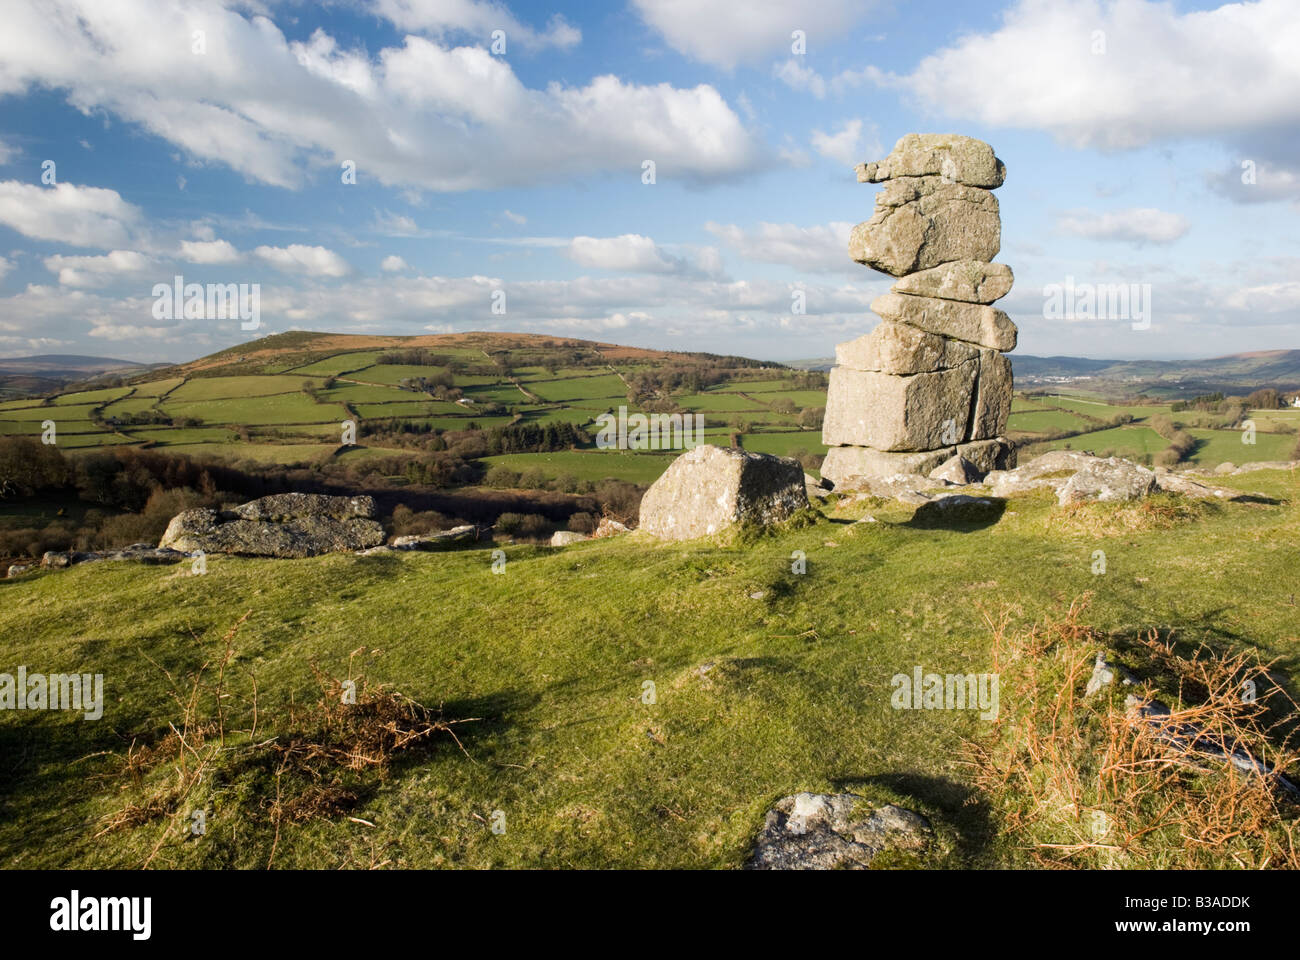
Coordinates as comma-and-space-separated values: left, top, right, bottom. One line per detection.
254, 244, 351, 277
1056, 207, 1191, 246
633, 0, 874, 69
0, 181, 141, 248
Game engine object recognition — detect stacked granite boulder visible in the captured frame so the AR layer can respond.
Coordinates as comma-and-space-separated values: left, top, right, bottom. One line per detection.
821, 134, 1018, 489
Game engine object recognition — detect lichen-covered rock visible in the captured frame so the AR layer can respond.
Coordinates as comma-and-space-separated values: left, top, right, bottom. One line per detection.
857, 133, 1006, 188
870, 292, 1017, 352
891, 259, 1014, 304
822, 361, 977, 451
159, 494, 385, 558
41, 543, 196, 570
1058, 458, 1157, 505
550, 530, 588, 546
835, 321, 978, 375
747, 792, 930, 870
638, 445, 808, 541
1153, 471, 1249, 500
849, 177, 1000, 277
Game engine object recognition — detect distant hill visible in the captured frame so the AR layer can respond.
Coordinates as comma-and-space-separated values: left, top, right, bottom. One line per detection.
791, 349, 1300, 397
1011, 350, 1300, 397
0, 354, 146, 377
0, 354, 165, 401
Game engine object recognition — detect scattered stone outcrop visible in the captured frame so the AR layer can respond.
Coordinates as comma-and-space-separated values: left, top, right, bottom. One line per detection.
32, 544, 196, 572
356, 525, 479, 555
984, 451, 1259, 506
638, 445, 809, 541
825, 134, 1016, 492
747, 792, 931, 870
160, 493, 385, 558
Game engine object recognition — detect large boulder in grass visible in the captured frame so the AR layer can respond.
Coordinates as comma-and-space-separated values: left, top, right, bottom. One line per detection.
159, 493, 385, 557
638, 445, 808, 541
1058, 458, 1157, 506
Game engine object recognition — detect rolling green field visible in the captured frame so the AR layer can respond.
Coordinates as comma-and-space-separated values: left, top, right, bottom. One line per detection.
2, 467, 1296, 869
0, 336, 1293, 486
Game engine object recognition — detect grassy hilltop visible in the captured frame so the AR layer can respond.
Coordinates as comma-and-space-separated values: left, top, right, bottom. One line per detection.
1, 466, 1298, 869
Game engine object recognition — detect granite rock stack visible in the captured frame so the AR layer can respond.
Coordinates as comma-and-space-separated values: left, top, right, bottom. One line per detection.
822, 134, 1017, 488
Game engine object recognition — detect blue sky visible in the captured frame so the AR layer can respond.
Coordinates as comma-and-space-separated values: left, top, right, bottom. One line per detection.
0, 0, 1296, 363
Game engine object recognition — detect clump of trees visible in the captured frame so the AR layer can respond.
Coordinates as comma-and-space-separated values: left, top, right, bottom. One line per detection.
1150, 414, 1198, 467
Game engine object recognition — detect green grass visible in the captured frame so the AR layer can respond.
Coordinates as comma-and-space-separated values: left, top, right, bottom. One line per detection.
1, 478, 1296, 869
349, 364, 453, 386
353, 400, 465, 419
128, 377, 185, 398
161, 394, 347, 426
286, 352, 387, 376
1006, 409, 1093, 434
479, 450, 677, 484
124, 427, 240, 445
1047, 425, 1168, 458
51, 387, 132, 406
739, 431, 826, 457
1187, 427, 1295, 465
167, 375, 326, 403
0, 403, 100, 422
525, 374, 627, 402
100, 396, 164, 418
675, 393, 769, 412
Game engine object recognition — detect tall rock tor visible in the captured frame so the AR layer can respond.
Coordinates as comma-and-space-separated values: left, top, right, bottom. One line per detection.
823, 134, 1017, 489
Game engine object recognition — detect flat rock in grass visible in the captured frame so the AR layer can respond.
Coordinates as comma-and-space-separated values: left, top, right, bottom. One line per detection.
747, 792, 930, 870
983, 450, 1102, 498
1058, 458, 1157, 506
849, 177, 1001, 277
1233, 460, 1296, 474
857, 133, 1007, 189
41, 543, 196, 570
911, 494, 1003, 524
1153, 472, 1248, 501
638, 445, 808, 541
160, 493, 385, 558
870, 292, 1017, 352
891, 259, 1014, 304
390, 525, 478, 550
549, 530, 589, 546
